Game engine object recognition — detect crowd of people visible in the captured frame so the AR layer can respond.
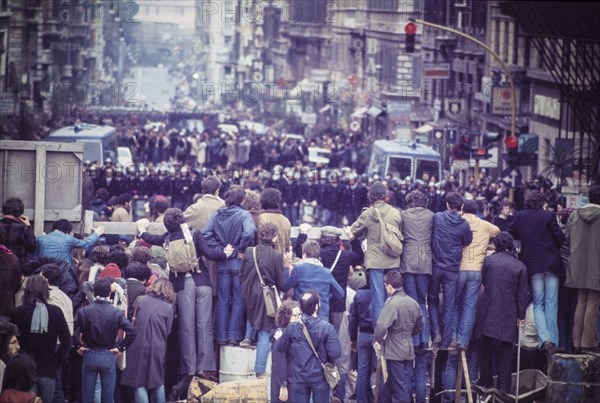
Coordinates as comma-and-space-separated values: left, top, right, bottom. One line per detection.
1, 151, 599, 403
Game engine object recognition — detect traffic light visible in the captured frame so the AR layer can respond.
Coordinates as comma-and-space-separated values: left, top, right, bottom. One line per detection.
405, 22, 416, 53
451, 135, 471, 160
505, 134, 518, 150
471, 147, 492, 159
446, 129, 458, 143
323, 81, 335, 104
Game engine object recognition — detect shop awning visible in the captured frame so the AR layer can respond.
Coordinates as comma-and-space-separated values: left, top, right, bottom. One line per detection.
414, 123, 434, 133
351, 107, 368, 118
367, 106, 384, 117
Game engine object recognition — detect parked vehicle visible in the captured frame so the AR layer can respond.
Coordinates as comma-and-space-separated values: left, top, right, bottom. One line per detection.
368, 140, 442, 181
48, 124, 117, 164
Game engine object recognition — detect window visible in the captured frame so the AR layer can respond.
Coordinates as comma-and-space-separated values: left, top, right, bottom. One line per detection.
387, 157, 412, 180
367, 0, 399, 12
416, 159, 440, 182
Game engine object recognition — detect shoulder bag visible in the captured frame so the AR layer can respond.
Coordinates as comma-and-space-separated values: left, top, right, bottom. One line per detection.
329, 250, 342, 272
300, 321, 340, 389
374, 206, 403, 258
252, 247, 281, 317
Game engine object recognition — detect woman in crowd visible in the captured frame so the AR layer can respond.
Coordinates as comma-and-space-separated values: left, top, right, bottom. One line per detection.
9, 275, 72, 403
270, 300, 301, 403
121, 278, 175, 403
0, 353, 41, 403
240, 222, 286, 378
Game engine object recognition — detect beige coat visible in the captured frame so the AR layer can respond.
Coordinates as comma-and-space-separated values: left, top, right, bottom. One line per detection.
111, 206, 130, 222
258, 210, 292, 255
183, 194, 226, 295
350, 201, 402, 269
183, 194, 225, 231
460, 213, 500, 271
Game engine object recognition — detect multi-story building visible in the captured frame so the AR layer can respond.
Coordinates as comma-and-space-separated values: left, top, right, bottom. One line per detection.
0, 0, 108, 131
480, 1, 599, 187
0, 0, 10, 103
194, 0, 237, 105
262, 0, 423, 138
417, 1, 599, 187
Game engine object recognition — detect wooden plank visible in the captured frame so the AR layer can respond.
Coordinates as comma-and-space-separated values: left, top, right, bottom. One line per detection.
290, 226, 350, 240
455, 353, 463, 403
87, 222, 354, 239
89, 221, 166, 235
83, 210, 94, 234
461, 350, 473, 403
0, 140, 84, 153
24, 208, 83, 223
33, 146, 46, 236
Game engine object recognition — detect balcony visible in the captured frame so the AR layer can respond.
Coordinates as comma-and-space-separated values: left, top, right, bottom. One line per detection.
282, 22, 330, 41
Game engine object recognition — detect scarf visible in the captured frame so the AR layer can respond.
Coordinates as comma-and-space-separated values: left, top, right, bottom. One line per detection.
296, 257, 323, 267
30, 301, 48, 334
95, 296, 111, 303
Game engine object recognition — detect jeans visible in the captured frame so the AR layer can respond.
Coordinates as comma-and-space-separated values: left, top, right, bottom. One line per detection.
356, 332, 374, 403
428, 267, 458, 348
244, 320, 257, 341
414, 349, 431, 403
382, 359, 412, 403
177, 277, 216, 374
82, 350, 117, 403
283, 205, 298, 226
51, 344, 66, 403
321, 208, 339, 227
531, 272, 559, 347
369, 269, 399, 328
403, 273, 431, 346
573, 289, 600, 349
254, 330, 271, 375
452, 270, 482, 347
34, 376, 56, 403
216, 258, 244, 343
133, 385, 166, 403
292, 380, 330, 403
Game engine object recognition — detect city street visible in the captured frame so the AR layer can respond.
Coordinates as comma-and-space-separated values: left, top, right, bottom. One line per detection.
0, 1, 599, 403
131, 66, 175, 111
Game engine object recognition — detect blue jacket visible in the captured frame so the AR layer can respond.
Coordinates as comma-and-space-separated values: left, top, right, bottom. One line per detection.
283, 261, 345, 321
36, 230, 100, 265
508, 208, 565, 277
276, 314, 341, 384
202, 205, 256, 255
349, 287, 373, 341
431, 210, 473, 272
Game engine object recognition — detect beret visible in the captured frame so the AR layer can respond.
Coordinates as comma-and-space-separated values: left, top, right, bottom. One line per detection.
320, 226, 342, 237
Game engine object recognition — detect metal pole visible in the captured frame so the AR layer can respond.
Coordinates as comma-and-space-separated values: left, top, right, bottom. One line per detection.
515, 324, 522, 403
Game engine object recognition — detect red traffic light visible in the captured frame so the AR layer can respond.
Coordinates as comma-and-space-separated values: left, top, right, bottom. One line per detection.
505, 135, 518, 149
405, 22, 417, 35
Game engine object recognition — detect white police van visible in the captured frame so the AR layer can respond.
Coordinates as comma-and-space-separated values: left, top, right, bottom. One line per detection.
368, 140, 442, 181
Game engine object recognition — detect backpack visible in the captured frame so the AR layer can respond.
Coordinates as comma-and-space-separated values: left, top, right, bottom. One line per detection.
163, 231, 200, 275
374, 206, 403, 258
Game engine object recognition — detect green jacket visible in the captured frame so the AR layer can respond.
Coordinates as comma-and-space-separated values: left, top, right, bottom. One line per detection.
566, 204, 600, 291
349, 201, 402, 269
374, 289, 423, 361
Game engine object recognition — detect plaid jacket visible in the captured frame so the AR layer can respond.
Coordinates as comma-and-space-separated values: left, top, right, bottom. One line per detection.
0, 217, 36, 264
